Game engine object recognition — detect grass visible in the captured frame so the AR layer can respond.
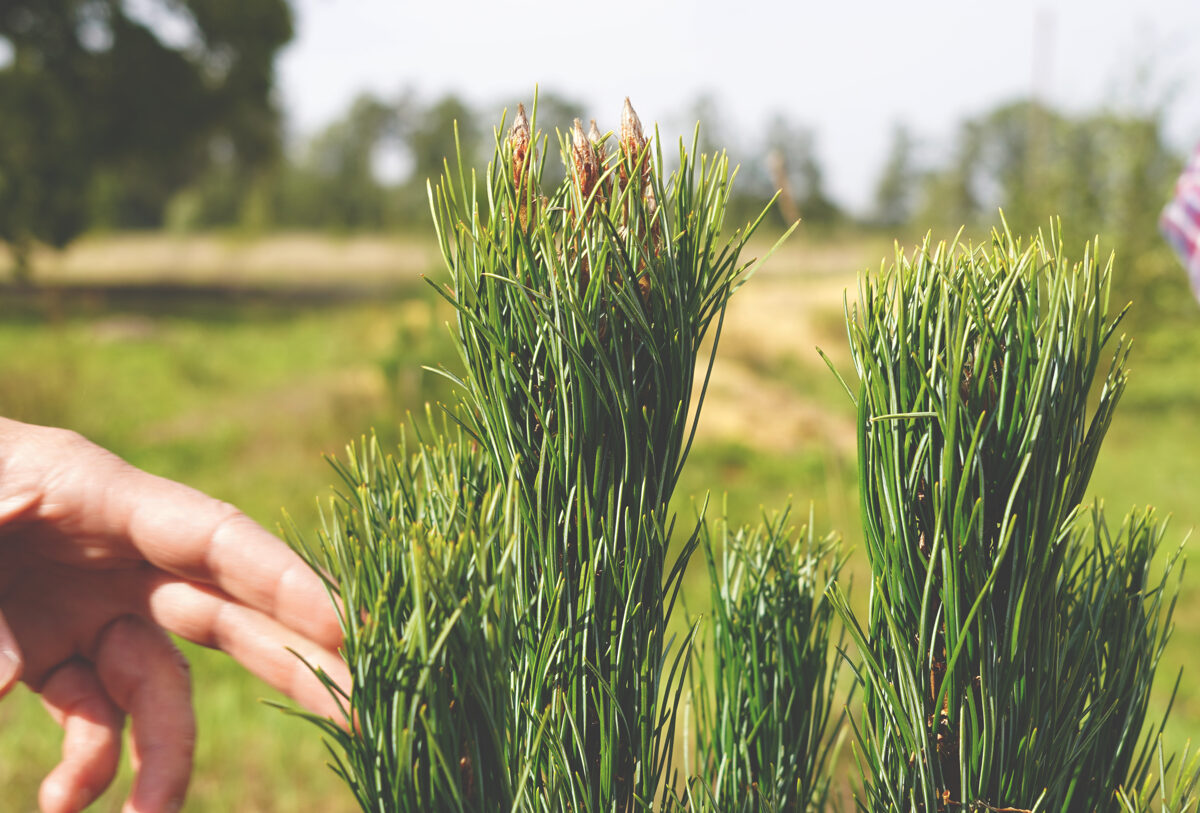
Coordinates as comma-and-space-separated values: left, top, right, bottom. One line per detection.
0, 255, 452, 811
1086, 315, 1200, 763
1, 230, 1198, 809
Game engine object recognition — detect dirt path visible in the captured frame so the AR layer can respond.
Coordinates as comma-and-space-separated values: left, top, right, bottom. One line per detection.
22, 232, 440, 286
691, 250, 875, 457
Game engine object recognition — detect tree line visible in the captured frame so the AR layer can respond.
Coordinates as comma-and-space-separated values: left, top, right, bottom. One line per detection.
0, 0, 293, 278
1, 0, 1190, 311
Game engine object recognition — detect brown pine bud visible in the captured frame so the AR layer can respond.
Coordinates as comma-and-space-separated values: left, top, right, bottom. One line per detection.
509, 103, 532, 229
620, 97, 646, 159
571, 117, 600, 209
619, 99, 655, 223
588, 118, 605, 163
589, 118, 612, 203
509, 103, 531, 189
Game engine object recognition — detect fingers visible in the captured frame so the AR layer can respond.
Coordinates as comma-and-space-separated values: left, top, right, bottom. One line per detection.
2, 563, 348, 723
38, 660, 124, 813
182, 510, 344, 652
103, 464, 343, 651
0, 609, 23, 699
34, 621, 197, 813
145, 577, 351, 722
0, 419, 342, 650
92, 616, 194, 813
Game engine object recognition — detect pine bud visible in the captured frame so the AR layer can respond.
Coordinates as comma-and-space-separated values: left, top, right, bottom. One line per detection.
572, 118, 601, 208
509, 103, 531, 189
588, 119, 605, 164
619, 99, 654, 218
588, 119, 612, 203
619, 98, 646, 160
509, 103, 533, 229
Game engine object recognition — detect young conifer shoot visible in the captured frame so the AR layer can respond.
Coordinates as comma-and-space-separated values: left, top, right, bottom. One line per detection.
829, 226, 1194, 812
690, 508, 847, 811
290, 98, 808, 811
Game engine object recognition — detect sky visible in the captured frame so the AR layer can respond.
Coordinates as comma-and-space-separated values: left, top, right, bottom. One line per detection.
277, 0, 1200, 214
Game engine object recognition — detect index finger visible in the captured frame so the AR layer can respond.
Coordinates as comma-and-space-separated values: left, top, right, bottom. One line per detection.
0, 420, 342, 651
111, 464, 343, 653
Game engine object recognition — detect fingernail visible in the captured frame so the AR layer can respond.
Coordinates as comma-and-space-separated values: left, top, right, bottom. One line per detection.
0, 648, 20, 692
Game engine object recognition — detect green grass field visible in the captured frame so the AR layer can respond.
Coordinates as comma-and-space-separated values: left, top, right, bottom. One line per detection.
2, 231, 1198, 810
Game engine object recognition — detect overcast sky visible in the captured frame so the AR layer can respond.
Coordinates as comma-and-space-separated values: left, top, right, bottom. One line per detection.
277, 0, 1200, 213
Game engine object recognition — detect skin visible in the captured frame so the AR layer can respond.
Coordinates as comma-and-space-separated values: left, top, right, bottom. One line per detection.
0, 418, 352, 813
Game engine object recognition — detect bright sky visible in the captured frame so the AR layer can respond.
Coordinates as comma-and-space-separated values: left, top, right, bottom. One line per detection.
277, 0, 1200, 213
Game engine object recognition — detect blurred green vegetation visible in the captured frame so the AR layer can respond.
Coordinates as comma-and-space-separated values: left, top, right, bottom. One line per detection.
0, 0, 293, 278
8, 0, 1190, 311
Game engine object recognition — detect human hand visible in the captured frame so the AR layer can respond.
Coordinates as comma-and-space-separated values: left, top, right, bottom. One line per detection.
0, 418, 350, 813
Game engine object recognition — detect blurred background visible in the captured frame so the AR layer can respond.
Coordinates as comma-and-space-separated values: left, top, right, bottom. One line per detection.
2, 0, 1200, 809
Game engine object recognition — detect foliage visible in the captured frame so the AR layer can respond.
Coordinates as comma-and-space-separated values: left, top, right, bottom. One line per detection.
0, 0, 292, 273
276, 94, 399, 231
912, 99, 1185, 320
870, 124, 917, 229
288, 428, 521, 812
1118, 740, 1200, 813
228, 90, 493, 233
291, 98, 806, 810
690, 507, 846, 811
832, 225, 1192, 811
0, 62, 89, 280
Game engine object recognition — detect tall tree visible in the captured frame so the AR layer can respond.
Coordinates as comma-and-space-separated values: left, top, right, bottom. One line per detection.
871, 122, 918, 228
0, 0, 292, 278
917, 96, 1182, 316
405, 93, 481, 186
276, 93, 396, 230
762, 113, 841, 228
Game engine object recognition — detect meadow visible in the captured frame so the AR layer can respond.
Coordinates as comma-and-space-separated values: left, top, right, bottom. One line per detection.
1, 229, 1198, 810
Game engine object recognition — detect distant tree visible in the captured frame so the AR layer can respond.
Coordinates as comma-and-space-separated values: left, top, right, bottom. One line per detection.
762, 113, 841, 228
916, 100, 1063, 233
0, 64, 88, 280
274, 93, 396, 230
871, 123, 918, 228
678, 93, 734, 160
918, 95, 1183, 318
0, 0, 292, 278
1078, 107, 1182, 313
970, 101, 1066, 232
405, 94, 482, 186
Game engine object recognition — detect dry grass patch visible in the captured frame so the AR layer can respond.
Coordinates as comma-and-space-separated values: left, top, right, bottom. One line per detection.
22, 231, 440, 287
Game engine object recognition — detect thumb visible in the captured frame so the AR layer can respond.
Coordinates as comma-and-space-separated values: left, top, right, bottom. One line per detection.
0, 610, 23, 698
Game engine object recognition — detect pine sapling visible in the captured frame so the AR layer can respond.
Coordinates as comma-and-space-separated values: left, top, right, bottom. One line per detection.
690, 506, 846, 811
830, 225, 1191, 812
293, 97, 788, 811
